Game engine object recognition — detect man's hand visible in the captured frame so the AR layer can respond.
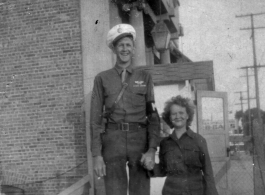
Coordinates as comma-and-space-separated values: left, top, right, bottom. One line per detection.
140, 148, 156, 170
93, 156, 106, 177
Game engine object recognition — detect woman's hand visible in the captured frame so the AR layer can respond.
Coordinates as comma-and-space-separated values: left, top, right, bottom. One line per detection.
140, 148, 156, 170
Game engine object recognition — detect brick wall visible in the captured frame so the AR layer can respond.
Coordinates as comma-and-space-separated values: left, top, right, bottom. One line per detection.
0, 0, 87, 194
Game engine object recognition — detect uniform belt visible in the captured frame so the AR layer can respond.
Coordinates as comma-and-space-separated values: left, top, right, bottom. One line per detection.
106, 123, 147, 131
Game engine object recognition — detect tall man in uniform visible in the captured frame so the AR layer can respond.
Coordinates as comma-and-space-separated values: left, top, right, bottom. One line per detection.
90, 24, 160, 195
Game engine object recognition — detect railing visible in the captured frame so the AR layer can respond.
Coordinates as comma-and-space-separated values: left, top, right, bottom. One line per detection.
57, 175, 91, 195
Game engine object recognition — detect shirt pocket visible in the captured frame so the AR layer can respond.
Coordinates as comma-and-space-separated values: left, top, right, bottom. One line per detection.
183, 145, 202, 168
161, 147, 183, 172
130, 87, 146, 107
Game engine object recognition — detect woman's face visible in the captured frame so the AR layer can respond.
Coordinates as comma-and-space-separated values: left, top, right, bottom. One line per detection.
170, 104, 189, 129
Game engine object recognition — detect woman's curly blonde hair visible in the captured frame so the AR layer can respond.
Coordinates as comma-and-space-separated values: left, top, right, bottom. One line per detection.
162, 95, 195, 128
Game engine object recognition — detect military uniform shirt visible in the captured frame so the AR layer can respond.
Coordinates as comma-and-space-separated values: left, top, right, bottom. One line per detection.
90, 65, 160, 157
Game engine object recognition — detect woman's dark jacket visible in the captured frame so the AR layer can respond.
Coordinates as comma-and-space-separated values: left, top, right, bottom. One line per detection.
151, 128, 219, 195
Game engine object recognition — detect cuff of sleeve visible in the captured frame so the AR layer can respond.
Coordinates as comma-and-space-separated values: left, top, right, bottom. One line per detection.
148, 138, 158, 150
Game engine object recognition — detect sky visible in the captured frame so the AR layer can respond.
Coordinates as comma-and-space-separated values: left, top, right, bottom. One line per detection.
179, 0, 265, 118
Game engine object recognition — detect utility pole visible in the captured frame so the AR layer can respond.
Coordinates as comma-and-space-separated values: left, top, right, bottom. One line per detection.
236, 12, 265, 125
235, 91, 245, 112
239, 67, 255, 134
235, 91, 256, 133
235, 91, 246, 135
234, 91, 256, 126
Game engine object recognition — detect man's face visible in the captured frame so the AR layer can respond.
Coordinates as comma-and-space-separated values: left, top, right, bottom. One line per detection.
113, 36, 135, 66
170, 104, 189, 129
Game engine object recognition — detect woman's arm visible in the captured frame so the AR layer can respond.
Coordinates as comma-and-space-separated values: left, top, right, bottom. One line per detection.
148, 147, 167, 177
200, 138, 219, 195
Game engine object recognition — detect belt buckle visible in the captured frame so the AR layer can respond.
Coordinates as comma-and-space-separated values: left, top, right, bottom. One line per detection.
121, 123, 129, 131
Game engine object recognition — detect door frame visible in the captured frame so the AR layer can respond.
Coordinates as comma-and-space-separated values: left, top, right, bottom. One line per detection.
196, 90, 231, 190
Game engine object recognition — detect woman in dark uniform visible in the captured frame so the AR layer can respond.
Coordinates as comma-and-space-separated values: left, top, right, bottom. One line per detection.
150, 95, 218, 195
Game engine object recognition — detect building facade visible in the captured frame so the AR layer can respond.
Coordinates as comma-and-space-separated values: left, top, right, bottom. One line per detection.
0, 0, 87, 194
0, 0, 216, 195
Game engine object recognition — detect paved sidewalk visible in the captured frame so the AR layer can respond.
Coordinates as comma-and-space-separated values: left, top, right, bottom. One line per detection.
229, 153, 254, 195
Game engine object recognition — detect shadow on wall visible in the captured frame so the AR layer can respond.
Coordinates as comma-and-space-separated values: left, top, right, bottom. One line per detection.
65, 97, 88, 184
65, 91, 93, 194
1, 185, 25, 195
85, 90, 106, 195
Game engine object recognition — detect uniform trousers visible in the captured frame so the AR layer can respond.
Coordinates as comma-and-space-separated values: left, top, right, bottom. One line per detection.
101, 126, 150, 195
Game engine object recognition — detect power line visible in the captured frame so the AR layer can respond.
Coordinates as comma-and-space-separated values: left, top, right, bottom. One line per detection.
236, 12, 265, 17
235, 91, 246, 112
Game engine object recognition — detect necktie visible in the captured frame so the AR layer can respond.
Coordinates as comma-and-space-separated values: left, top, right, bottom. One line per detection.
121, 69, 126, 83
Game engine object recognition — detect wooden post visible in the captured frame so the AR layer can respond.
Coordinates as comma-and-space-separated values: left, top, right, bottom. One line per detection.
80, 0, 112, 194
160, 49, 171, 64
129, 7, 147, 66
